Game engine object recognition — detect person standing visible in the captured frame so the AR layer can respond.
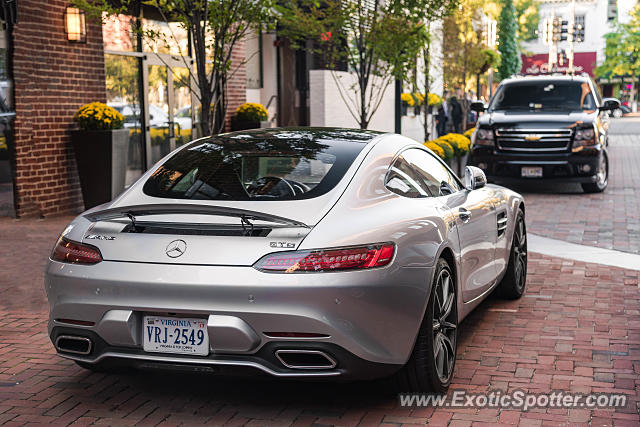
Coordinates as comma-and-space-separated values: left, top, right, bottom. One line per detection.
436, 91, 450, 137
449, 95, 463, 134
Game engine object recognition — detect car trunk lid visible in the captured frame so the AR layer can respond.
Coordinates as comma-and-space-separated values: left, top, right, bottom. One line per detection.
82, 204, 311, 266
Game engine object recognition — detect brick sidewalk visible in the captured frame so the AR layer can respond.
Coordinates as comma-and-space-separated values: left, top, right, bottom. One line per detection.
0, 218, 639, 426
513, 135, 640, 254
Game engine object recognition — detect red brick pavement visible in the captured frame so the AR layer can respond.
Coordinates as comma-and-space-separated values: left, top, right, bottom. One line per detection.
1, 218, 639, 426
513, 135, 640, 254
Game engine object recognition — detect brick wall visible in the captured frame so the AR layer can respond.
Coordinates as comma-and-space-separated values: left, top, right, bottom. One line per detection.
225, 40, 247, 130
12, 0, 106, 217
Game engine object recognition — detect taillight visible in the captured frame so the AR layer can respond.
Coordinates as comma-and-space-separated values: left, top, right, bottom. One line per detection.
254, 243, 395, 273
51, 238, 102, 264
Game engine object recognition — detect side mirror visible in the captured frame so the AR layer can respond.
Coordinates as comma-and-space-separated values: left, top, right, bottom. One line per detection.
470, 101, 486, 113
464, 166, 487, 190
600, 98, 620, 112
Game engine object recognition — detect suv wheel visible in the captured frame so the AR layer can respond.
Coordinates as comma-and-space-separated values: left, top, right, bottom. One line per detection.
581, 153, 608, 193
393, 258, 457, 393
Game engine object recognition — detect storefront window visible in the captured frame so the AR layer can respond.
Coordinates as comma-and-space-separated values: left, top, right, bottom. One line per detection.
105, 54, 144, 186
102, 13, 195, 174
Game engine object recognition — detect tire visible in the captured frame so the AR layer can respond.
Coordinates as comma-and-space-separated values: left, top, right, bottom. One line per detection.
496, 210, 527, 299
581, 153, 608, 193
394, 258, 457, 393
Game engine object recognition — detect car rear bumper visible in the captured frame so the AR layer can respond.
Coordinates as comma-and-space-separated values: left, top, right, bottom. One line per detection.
468, 147, 604, 183
45, 259, 431, 379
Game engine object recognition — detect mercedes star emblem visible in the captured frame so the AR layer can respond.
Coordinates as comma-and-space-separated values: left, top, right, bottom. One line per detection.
165, 239, 187, 258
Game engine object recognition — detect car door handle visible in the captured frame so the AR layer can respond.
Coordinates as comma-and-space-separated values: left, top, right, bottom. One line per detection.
458, 208, 472, 223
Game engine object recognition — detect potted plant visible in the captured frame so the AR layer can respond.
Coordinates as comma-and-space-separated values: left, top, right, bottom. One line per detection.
71, 102, 128, 209
427, 93, 443, 114
400, 93, 415, 116
231, 103, 270, 131
413, 93, 424, 115
439, 133, 471, 176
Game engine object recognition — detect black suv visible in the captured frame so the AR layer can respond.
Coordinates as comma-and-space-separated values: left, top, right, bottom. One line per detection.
468, 75, 619, 193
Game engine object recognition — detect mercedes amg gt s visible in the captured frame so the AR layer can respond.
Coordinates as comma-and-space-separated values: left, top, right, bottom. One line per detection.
45, 128, 527, 392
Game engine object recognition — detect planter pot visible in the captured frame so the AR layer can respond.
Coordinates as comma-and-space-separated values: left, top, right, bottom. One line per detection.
458, 153, 469, 176
407, 106, 415, 117
231, 117, 272, 131
71, 129, 129, 210
231, 118, 259, 131
449, 154, 469, 177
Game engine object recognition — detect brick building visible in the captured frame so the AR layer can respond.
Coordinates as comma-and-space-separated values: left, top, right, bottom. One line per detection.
0, 0, 246, 217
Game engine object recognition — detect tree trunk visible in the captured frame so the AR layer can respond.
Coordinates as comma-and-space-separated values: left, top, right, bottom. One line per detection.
423, 44, 431, 141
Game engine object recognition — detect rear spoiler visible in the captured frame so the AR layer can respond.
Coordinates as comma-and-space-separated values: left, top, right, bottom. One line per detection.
84, 204, 310, 228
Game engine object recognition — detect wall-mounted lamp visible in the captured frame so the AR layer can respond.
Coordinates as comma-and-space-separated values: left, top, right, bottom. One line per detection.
64, 7, 86, 42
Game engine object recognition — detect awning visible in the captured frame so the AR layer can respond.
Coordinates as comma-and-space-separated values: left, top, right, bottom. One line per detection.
0, 0, 17, 25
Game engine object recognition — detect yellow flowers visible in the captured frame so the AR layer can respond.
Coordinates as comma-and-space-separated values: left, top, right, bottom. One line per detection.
401, 93, 415, 107
464, 127, 475, 139
424, 132, 471, 161
403, 93, 444, 108
427, 93, 443, 106
74, 102, 124, 131
235, 102, 268, 122
425, 142, 445, 158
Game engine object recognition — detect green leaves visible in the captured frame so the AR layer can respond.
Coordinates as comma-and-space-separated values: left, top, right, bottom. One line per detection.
596, 4, 640, 79
497, 0, 520, 80
278, 0, 433, 128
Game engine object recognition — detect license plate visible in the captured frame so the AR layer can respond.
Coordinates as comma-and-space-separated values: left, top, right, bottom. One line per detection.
143, 316, 209, 355
521, 166, 543, 178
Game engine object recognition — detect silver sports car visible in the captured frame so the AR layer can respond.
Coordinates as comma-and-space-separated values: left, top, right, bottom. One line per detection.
45, 128, 527, 392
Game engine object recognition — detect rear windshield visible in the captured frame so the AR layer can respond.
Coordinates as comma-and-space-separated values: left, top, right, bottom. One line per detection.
143, 132, 369, 200
490, 81, 596, 112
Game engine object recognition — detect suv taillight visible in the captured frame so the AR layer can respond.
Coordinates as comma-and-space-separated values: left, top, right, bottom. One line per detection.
254, 243, 395, 273
51, 238, 102, 264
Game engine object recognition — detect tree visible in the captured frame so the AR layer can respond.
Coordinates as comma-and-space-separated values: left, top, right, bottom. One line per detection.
412, 0, 459, 140
514, 0, 539, 43
441, 0, 489, 128
596, 4, 640, 110
278, 0, 427, 129
497, 0, 520, 80
74, 0, 274, 135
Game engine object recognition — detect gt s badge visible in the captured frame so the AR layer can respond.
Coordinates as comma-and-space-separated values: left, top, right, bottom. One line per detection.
270, 242, 295, 248
85, 235, 115, 241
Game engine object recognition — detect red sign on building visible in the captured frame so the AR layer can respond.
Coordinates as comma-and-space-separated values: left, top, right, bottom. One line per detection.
521, 52, 597, 77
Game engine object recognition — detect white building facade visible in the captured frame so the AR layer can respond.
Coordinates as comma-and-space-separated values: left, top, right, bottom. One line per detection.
244, 25, 444, 143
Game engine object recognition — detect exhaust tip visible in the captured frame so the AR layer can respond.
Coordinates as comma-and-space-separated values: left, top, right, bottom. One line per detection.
275, 349, 336, 370
55, 335, 92, 355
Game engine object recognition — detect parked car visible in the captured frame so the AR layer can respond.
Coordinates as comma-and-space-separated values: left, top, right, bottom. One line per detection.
175, 105, 192, 131
108, 103, 169, 129
468, 75, 619, 193
45, 128, 526, 392
612, 103, 631, 119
